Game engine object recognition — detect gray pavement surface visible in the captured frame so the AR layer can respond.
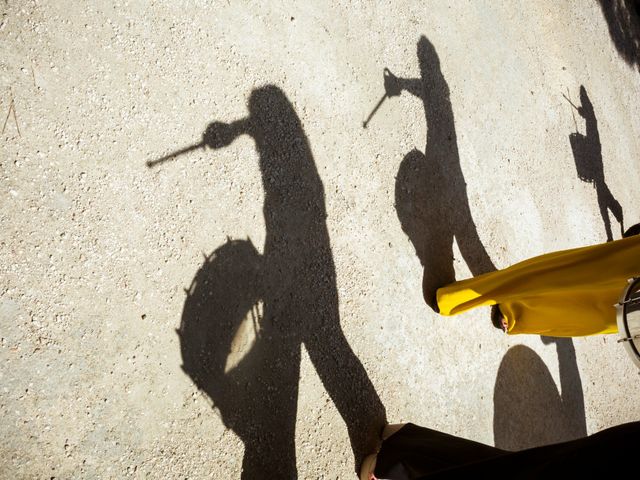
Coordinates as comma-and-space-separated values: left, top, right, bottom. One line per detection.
2, 1, 639, 478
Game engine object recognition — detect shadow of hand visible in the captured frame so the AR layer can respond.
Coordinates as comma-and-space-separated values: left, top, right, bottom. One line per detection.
384, 68, 401, 97
203, 121, 240, 149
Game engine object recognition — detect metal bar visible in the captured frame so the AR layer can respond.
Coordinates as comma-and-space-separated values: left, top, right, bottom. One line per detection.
617, 295, 640, 307
617, 334, 640, 343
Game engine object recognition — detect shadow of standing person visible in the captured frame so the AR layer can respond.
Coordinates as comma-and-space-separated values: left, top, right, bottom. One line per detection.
177, 86, 386, 478
567, 85, 624, 241
493, 338, 586, 451
390, 36, 495, 311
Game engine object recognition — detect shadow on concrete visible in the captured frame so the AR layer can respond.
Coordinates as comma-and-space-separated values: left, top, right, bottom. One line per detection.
566, 85, 624, 241
173, 86, 386, 478
389, 36, 495, 311
597, 0, 640, 71
493, 339, 586, 451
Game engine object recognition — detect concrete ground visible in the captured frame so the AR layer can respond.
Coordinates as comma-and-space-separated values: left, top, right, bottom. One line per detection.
2, 1, 640, 478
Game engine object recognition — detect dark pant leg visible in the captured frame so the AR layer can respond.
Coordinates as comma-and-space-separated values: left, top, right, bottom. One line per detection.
375, 423, 506, 479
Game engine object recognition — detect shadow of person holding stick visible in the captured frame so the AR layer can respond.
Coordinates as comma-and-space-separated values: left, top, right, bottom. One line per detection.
386, 36, 495, 310
171, 86, 386, 478
565, 85, 624, 241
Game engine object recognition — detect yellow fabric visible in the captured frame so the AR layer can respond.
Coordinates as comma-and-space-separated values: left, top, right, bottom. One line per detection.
436, 235, 640, 336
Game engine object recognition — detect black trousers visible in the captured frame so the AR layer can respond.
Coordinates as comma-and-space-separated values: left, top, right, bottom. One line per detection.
375, 421, 640, 479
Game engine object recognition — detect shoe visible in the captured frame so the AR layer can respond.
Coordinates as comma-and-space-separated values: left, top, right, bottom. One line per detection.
491, 305, 507, 332
359, 424, 407, 480
623, 223, 640, 238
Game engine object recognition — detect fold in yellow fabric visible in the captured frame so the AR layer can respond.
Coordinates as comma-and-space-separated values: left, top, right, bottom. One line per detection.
436, 235, 640, 336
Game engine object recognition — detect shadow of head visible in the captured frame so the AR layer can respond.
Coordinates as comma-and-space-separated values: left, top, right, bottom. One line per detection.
578, 85, 594, 117
493, 345, 566, 451
417, 35, 440, 71
247, 86, 300, 127
203, 85, 302, 148
177, 238, 263, 425
417, 35, 448, 96
204, 85, 317, 199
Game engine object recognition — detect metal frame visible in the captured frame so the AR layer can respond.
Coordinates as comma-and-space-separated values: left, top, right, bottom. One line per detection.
616, 277, 640, 370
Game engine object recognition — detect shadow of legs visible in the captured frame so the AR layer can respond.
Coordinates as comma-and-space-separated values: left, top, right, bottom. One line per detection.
305, 320, 387, 469
596, 181, 624, 240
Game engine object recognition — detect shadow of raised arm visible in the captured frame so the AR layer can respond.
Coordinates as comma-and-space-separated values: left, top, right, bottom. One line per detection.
385, 68, 423, 100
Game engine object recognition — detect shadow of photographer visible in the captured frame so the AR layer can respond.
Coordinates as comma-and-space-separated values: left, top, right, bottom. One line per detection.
493, 338, 586, 451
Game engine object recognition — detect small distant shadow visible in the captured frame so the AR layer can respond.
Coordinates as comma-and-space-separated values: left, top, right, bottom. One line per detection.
567, 85, 623, 241
390, 36, 495, 310
174, 86, 386, 478
493, 339, 587, 451
597, 0, 640, 71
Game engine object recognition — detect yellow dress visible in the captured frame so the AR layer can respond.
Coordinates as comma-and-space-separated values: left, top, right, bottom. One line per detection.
436, 235, 640, 336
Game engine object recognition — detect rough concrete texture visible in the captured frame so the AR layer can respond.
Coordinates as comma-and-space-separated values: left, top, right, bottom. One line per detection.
2, 1, 640, 478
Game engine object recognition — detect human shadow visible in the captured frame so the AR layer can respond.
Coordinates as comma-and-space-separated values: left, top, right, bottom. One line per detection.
493, 339, 587, 451
597, 0, 640, 71
176, 86, 386, 478
389, 36, 495, 310
567, 85, 624, 241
